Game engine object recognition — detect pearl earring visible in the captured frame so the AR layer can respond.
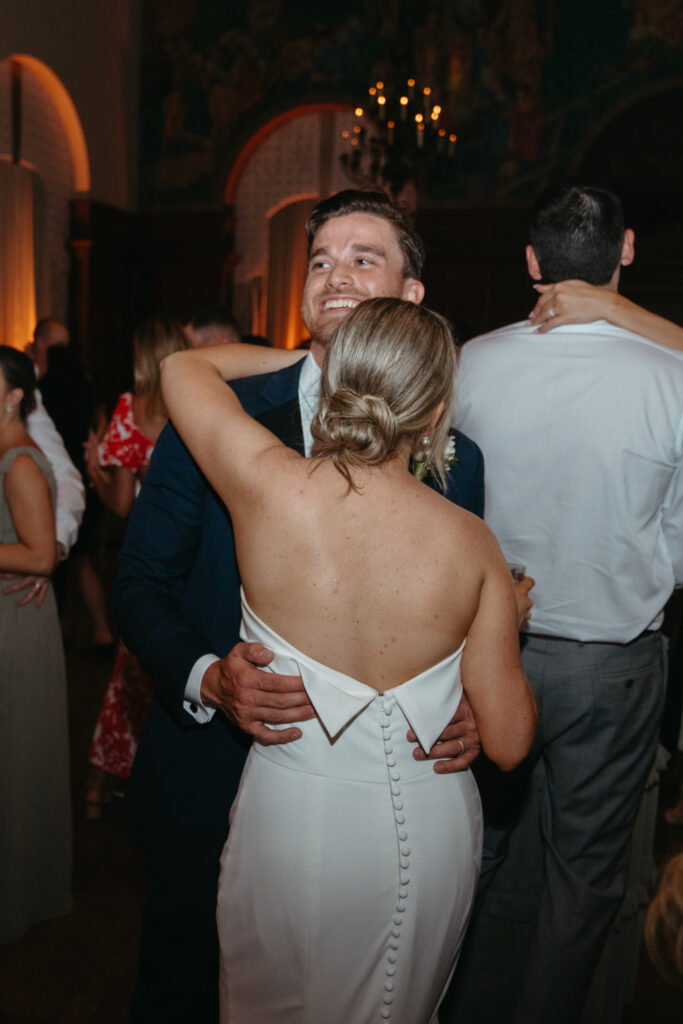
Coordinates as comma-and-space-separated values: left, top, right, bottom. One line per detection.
419, 434, 432, 460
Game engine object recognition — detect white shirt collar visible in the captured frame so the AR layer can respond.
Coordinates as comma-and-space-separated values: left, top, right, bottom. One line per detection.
298, 352, 322, 457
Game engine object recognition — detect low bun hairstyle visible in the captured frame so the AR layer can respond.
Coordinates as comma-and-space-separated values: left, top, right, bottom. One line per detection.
0, 345, 37, 420
311, 298, 456, 489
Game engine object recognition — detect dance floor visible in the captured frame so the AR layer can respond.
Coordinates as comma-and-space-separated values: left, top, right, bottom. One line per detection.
0, 641, 682, 1023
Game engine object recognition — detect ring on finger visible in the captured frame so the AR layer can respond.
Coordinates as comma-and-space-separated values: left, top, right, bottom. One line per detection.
457, 739, 465, 755
33, 580, 42, 590
548, 305, 556, 318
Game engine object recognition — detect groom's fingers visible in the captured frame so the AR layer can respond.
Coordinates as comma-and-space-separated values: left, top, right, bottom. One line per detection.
201, 643, 315, 742
251, 723, 307, 746
407, 719, 481, 774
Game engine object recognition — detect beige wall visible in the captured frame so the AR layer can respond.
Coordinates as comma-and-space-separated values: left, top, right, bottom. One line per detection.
2, 0, 141, 211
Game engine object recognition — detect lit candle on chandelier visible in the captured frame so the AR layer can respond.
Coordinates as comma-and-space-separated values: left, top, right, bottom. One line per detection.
407, 78, 415, 99
355, 107, 364, 119
423, 86, 431, 114
415, 113, 424, 147
377, 94, 387, 120
437, 128, 446, 153
431, 105, 441, 129
448, 133, 457, 157
399, 95, 409, 121
387, 120, 395, 145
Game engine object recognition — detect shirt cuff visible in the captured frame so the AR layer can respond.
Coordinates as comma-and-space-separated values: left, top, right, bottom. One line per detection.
183, 654, 220, 724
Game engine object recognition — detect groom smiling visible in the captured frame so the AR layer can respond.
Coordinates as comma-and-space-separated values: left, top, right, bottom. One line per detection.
115, 190, 489, 1024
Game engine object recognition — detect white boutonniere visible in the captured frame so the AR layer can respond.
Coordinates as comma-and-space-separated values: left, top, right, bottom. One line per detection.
411, 434, 458, 483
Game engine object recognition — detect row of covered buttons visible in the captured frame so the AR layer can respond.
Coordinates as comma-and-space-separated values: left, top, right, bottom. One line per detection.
378, 696, 410, 1021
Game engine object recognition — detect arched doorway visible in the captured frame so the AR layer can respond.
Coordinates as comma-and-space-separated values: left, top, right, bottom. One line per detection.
225, 105, 361, 347
0, 55, 89, 348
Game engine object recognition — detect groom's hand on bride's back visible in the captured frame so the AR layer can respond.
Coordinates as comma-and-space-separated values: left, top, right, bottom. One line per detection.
201, 641, 316, 745
407, 694, 481, 774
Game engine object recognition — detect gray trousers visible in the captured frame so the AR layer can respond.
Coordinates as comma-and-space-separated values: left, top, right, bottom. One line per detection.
477, 631, 666, 1024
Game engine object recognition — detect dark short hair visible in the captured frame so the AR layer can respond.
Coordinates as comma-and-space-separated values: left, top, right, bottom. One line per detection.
529, 182, 626, 285
33, 317, 65, 343
0, 346, 36, 419
305, 190, 425, 280
189, 306, 240, 333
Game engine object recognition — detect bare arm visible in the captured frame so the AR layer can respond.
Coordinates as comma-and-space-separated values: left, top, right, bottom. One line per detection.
460, 538, 537, 771
1, 455, 58, 576
84, 432, 136, 518
178, 342, 306, 382
529, 282, 683, 351
408, 571, 534, 773
160, 345, 305, 504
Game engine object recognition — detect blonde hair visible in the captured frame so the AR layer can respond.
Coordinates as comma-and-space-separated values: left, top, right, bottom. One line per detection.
133, 314, 189, 420
644, 852, 683, 986
311, 298, 456, 490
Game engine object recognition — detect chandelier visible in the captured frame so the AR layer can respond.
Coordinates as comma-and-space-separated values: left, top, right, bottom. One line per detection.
340, 77, 457, 198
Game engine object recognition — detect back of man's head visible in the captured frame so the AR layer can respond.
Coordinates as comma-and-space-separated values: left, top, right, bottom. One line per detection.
186, 306, 241, 348
529, 182, 626, 285
305, 190, 425, 280
34, 317, 69, 347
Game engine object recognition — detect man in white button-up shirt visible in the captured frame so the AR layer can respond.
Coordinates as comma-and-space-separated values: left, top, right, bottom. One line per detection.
454, 182, 683, 1023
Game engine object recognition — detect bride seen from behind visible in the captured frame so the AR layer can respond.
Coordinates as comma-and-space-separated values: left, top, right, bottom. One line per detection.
161, 297, 537, 1024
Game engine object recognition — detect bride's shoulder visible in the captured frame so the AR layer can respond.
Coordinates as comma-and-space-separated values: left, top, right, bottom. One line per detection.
436, 497, 500, 556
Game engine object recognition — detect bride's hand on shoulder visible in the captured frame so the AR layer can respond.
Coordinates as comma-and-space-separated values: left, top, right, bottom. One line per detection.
528, 280, 617, 332
201, 641, 316, 745
407, 693, 481, 774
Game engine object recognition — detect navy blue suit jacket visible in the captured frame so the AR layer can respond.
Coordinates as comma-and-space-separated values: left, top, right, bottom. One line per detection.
115, 360, 484, 873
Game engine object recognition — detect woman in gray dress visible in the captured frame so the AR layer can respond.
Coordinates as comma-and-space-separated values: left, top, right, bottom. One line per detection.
0, 346, 72, 944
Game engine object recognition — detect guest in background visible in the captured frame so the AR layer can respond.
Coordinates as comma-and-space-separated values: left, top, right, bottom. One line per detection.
82, 315, 189, 819
454, 182, 683, 1023
184, 306, 241, 349
0, 346, 72, 943
27, 317, 70, 379
529, 283, 683, 832
1, 322, 85, 607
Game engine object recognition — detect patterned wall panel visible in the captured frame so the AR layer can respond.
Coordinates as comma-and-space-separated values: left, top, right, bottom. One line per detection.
234, 107, 360, 285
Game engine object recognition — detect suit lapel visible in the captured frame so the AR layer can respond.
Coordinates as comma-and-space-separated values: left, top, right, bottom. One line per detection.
255, 397, 304, 455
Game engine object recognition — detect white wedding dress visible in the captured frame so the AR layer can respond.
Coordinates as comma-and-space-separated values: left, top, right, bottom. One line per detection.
217, 592, 483, 1023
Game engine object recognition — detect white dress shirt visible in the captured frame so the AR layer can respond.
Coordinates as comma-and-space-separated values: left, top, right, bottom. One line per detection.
184, 353, 321, 720
26, 390, 86, 556
454, 320, 683, 643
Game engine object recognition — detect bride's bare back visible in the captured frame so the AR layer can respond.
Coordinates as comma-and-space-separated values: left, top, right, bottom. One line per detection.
233, 449, 488, 691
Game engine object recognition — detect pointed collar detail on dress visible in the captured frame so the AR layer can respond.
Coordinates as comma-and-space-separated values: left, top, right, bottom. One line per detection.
240, 591, 465, 753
